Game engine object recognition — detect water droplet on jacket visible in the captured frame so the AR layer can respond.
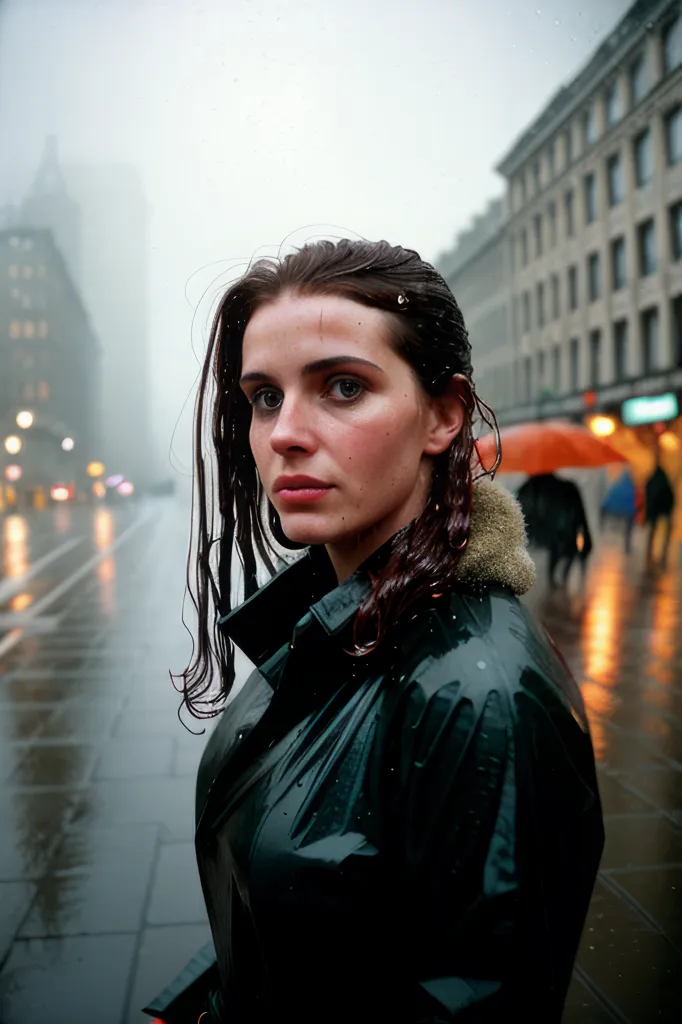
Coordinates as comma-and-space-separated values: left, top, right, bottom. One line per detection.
477, 660, 487, 670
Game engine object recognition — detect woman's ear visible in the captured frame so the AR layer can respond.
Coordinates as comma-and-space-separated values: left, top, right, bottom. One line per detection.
423, 377, 467, 456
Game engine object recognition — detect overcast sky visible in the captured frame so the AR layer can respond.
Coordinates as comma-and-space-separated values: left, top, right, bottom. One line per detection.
0, 0, 634, 473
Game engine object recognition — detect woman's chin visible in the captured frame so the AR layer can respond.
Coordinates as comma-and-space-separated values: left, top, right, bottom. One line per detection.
278, 512, 351, 548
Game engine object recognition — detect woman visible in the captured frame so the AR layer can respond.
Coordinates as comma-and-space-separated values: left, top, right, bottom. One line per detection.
145, 239, 604, 1024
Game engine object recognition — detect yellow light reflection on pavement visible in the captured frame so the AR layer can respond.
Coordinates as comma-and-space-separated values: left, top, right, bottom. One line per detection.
580, 549, 624, 761
94, 507, 114, 551
3, 515, 28, 578
97, 556, 117, 617
10, 593, 33, 613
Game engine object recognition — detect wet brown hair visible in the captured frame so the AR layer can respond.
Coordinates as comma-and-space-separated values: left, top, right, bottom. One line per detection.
174, 238, 497, 719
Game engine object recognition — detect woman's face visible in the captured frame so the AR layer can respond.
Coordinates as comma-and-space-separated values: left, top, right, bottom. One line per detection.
240, 292, 463, 580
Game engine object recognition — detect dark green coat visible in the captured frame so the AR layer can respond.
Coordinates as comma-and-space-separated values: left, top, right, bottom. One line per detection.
144, 481, 604, 1023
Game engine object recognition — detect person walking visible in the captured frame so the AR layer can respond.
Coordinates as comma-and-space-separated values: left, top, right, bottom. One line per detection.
146, 238, 604, 1024
645, 454, 676, 569
600, 467, 639, 555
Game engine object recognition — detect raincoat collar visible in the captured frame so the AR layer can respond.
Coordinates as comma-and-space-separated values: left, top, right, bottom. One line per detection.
217, 528, 404, 670
217, 478, 537, 671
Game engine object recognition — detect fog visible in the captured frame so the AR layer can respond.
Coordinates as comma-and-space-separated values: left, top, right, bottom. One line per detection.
0, 0, 631, 479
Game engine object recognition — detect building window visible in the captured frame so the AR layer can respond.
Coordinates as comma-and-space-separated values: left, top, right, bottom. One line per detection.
607, 152, 623, 205
605, 79, 621, 126
589, 329, 602, 386
537, 281, 545, 327
634, 128, 653, 186
629, 52, 648, 106
588, 252, 602, 301
663, 15, 682, 74
523, 291, 531, 332
524, 356, 532, 403
641, 308, 659, 374
611, 236, 627, 290
568, 265, 579, 310
520, 229, 528, 266
9, 320, 22, 339
638, 218, 657, 276
564, 126, 573, 167
551, 273, 560, 319
534, 214, 543, 257
537, 349, 546, 389
672, 296, 682, 366
665, 106, 682, 165
532, 159, 541, 192
583, 106, 597, 148
584, 173, 597, 223
547, 139, 556, 179
670, 201, 682, 261
552, 344, 561, 393
23, 321, 35, 339
37, 320, 49, 339
564, 189, 574, 236
614, 320, 628, 381
569, 338, 580, 391
548, 201, 557, 246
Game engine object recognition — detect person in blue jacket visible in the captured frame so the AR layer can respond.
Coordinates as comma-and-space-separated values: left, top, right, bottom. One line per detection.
145, 238, 604, 1023
600, 467, 638, 554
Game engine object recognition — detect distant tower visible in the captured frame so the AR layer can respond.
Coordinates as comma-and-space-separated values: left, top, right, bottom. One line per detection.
17, 137, 156, 486
20, 136, 81, 284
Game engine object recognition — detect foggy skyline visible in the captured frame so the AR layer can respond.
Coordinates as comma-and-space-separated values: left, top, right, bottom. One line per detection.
0, 0, 633, 474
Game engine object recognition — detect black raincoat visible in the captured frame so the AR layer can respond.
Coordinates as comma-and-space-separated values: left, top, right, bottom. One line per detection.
144, 481, 604, 1023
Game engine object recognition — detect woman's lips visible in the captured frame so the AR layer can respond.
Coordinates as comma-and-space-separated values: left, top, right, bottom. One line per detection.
276, 486, 333, 504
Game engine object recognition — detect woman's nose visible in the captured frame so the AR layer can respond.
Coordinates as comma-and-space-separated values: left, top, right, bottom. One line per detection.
269, 397, 316, 454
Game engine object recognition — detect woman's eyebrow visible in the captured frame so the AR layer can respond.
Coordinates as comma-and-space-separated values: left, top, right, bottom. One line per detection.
239, 355, 384, 386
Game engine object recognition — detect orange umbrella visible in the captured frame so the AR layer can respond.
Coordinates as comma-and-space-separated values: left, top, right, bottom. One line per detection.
477, 420, 628, 476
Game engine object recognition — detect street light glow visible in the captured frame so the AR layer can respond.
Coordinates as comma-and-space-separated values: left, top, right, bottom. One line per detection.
117, 481, 134, 496
4, 435, 22, 455
87, 461, 105, 477
16, 410, 34, 429
61, 437, 75, 452
92, 481, 106, 498
50, 485, 70, 502
589, 416, 616, 438
4, 465, 22, 482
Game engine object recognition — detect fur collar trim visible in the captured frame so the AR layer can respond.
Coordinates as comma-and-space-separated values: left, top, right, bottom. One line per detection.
457, 479, 536, 596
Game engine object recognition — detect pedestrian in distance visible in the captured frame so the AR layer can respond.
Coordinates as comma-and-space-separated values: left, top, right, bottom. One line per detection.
516, 472, 593, 587
600, 466, 641, 555
146, 238, 604, 1024
644, 452, 676, 570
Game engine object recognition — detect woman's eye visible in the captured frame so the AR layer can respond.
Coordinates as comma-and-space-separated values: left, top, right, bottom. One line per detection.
328, 378, 365, 401
251, 388, 282, 411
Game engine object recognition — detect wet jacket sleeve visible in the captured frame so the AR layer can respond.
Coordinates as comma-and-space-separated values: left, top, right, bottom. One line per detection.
383, 678, 521, 1022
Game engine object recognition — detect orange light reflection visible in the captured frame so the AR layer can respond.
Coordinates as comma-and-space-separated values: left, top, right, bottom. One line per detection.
3, 515, 28, 578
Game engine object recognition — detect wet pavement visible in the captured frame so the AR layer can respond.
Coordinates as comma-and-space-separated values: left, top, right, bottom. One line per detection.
0, 494, 681, 1022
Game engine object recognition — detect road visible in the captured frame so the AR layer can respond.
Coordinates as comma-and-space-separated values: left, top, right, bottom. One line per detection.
0, 494, 681, 1022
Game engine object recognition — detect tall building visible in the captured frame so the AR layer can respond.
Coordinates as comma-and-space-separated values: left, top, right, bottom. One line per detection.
435, 198, 511, 413
8, 138, 155, 487
495, 0, 682, 480
0, 227, 101, 507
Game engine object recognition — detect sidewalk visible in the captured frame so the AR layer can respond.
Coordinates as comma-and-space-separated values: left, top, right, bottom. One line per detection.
526, 527, 682, 1022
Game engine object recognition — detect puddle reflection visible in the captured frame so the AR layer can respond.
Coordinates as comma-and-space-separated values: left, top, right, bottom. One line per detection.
3, 515, 28, 578
9, 592, 33, 612
580, 550, 625, 761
